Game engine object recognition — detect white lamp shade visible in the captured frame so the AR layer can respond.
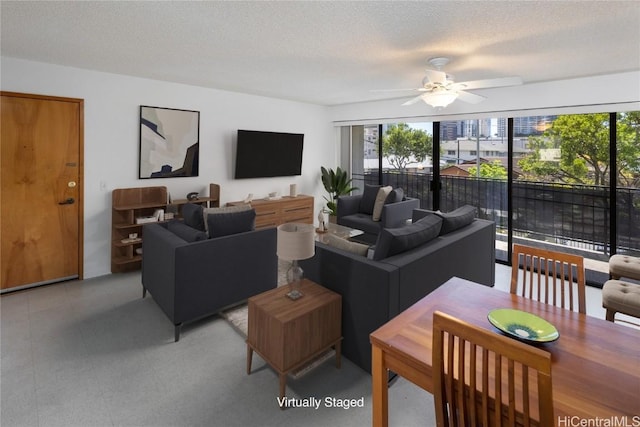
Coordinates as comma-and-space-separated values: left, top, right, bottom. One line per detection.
422, 89, 458, 108
277, 223, 315, 261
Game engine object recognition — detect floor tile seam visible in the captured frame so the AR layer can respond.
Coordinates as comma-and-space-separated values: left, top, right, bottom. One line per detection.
26, 303, 43, 427
57, 279, 125, 427
74, 315, 118, 427
133, 341, 175, 400
28, 328, 99, 415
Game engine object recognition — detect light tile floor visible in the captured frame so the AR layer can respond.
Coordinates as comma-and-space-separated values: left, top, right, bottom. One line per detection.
1, 264, 636, 427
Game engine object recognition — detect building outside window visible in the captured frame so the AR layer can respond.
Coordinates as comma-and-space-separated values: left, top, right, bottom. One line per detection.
344, 111, 640, 284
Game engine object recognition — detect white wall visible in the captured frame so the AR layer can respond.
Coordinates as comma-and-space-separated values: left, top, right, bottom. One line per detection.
1, 57, 335, 279
4, 56, 639, 279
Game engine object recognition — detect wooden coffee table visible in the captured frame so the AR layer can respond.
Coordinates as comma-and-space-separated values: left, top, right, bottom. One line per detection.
246, 279, 342, 405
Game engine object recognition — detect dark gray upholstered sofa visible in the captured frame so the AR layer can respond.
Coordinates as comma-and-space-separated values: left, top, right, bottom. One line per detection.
299, 209, 495, 373
141, 220, 277, 341
337, 185, 420, 243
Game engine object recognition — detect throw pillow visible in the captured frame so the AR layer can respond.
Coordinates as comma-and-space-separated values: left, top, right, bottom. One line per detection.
202, 204, 252, 233
385, 187, 404, 204
181, 203, 205, 231
167, 220, 208, 242
325, 233, 369, 256
359, 184, 381, 215
207, 209, 256, 238
435, 205, 477, 235
373, 214, 443, 261
372, 186, 393, 221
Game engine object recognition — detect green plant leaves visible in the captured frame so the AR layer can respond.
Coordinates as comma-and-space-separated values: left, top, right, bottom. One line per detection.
320, 166, 358, 215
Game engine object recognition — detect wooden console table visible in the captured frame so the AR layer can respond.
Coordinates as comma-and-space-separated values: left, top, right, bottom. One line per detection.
246, 279, 342, 405
227, 195, 313, 229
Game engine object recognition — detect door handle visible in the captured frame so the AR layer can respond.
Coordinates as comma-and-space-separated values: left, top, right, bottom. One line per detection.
58, 198, 75, 205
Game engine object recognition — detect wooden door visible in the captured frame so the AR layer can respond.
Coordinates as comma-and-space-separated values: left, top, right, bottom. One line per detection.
1, 92, 84, 291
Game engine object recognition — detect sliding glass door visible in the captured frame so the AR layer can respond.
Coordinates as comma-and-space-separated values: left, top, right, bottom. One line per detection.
344, 110, 640, 283
616, 112, 640, 257
438, 118, 510, 261
350, 123, 434, 204
510, 113, 612, 280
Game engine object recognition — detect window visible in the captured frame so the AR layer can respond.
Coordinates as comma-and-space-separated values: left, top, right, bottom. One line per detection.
440, 118, 507, 259
344, 111, 640, 284
513, 113, 609, 266
616, 111, 640, 257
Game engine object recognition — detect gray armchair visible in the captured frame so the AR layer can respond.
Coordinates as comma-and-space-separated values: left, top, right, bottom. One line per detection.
337, 188, 419, 241
141, 222, 277, 341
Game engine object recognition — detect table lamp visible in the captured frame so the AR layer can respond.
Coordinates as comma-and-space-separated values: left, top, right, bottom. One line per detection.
277, 223, 315, 300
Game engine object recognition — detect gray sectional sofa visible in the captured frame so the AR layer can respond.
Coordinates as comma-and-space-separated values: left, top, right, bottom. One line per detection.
299, 208, 495, 373
337, 185, 420, 243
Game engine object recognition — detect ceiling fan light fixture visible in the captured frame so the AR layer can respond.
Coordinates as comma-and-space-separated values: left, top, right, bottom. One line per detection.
422, 89, 458, 108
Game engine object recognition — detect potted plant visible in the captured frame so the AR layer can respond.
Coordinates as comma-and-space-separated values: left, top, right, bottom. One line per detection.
321, 166, 358, 218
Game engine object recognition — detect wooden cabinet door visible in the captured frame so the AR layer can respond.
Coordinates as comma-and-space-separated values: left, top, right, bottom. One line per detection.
1, 92, 84, 290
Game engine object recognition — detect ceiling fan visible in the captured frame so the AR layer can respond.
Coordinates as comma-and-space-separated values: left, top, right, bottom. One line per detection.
375, 57, 523, 108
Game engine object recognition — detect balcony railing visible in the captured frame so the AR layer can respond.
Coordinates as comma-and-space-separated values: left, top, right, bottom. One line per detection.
353, 171, 640, 261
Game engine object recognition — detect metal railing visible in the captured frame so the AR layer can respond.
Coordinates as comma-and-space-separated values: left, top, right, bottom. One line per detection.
353, 171, 640, 260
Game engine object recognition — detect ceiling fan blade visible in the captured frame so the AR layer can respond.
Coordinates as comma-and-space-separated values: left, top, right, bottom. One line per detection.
370, 88, 422, 93
453, 76, 523, 90
456, 90, 486, 104
402, 94, 426, 106
424, 69, 447, 85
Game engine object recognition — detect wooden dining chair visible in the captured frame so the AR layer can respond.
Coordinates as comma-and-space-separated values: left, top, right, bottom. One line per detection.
432, 311, 554, 427
510, 244, 586, 314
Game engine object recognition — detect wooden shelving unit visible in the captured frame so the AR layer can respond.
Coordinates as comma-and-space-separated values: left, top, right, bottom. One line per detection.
169, 183, 220, 214
111, 186, 168, 273
111, 184, 221, 273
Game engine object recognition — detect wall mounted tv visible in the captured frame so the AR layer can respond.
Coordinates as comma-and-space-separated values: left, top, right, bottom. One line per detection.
234, 130, 304, 179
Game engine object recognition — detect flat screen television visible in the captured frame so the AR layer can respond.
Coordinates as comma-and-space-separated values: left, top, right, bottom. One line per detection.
234, 130, 304, 179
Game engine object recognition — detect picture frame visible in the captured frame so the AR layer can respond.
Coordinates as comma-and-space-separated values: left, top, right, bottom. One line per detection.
139, 105, 200, 178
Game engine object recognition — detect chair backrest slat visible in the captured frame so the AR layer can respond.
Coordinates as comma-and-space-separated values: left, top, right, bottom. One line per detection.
510, 244, 586, 314
482, 348, 490, 426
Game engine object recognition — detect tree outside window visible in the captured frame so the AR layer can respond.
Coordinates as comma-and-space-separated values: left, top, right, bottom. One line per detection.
382, 123, 432, 170
518, 113, 640, 186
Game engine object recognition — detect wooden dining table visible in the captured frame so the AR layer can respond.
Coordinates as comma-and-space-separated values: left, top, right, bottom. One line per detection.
370, 276, 640, 427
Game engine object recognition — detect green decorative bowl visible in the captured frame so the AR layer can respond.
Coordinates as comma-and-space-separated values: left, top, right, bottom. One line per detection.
487, 308, 559, 343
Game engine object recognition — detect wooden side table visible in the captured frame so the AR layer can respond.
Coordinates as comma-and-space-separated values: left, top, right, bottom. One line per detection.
246, 279, 342, 405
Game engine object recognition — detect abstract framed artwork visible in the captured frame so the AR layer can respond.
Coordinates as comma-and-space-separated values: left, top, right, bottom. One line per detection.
139, 105, 200, 178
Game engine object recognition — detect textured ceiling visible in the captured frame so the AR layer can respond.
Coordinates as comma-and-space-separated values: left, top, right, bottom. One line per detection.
2, 1, 639, 106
